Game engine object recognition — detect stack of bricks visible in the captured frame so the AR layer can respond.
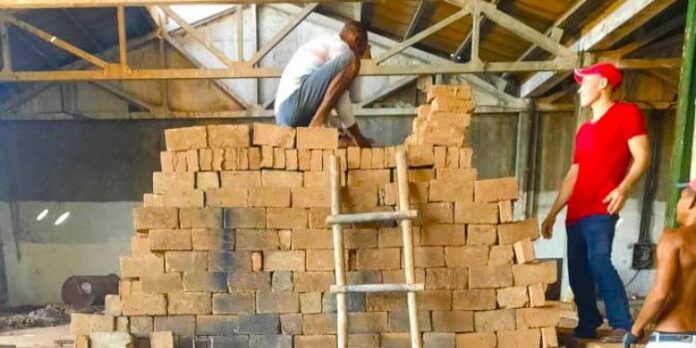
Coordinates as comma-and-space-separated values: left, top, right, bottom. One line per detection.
72, 84, 559, 348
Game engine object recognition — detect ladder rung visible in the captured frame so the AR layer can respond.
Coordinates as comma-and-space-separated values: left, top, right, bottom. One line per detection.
326, 210, 418, 225
330, 283, 424, 293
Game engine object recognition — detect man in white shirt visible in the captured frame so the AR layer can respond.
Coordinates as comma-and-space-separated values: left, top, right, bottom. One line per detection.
275, 21, 372, 146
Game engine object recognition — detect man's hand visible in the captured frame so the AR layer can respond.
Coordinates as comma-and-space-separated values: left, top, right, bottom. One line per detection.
541, 214, 556, 239
622, 329, 642, 348
603, 185, 628, 214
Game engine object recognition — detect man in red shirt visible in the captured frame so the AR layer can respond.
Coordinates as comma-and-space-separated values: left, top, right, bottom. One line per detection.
541, 63, 650, 342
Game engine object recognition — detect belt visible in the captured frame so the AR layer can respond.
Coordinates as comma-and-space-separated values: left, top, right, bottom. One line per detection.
649, 332, 696, 343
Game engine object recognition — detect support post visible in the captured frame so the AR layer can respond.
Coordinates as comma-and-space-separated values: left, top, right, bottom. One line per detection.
1, 19, 10, 74
513, 99, 534, 220
117, 6, 127, 69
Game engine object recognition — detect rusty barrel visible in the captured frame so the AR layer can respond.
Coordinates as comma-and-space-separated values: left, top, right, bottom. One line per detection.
61, 274, 119, 310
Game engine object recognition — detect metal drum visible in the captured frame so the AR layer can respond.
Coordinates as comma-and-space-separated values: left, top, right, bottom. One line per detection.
61, 274, 119, 310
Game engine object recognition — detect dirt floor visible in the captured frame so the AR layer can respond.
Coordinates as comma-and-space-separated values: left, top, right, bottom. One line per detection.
0, 325, 72, 348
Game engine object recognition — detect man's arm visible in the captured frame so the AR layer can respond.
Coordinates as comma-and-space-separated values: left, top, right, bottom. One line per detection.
541, 164, 579, 239
630, 231, 680, 336
604, 134, 650, 214
309, 54, 360, 127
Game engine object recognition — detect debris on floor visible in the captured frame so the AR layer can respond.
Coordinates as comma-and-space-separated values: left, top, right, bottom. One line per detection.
0, 305, 70, 332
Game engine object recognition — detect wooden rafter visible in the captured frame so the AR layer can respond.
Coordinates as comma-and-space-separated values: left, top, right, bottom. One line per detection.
1, 18, 11, 73
403, 1, 427, 40
117, 6, 128, 68
0, 0, 358, 8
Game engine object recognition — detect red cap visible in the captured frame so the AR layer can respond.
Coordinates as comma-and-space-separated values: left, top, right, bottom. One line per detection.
574, 63, 622, 88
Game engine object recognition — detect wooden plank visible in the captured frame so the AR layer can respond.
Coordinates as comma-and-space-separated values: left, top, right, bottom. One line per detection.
0, 0, 358, 8
236, 5, 243, 61
375, 8, 470, 64
329, 154, 348, 348
403, 0, 427, 40
160, 5, 235, 68
117, 6, 127, 68
326, 210, 418, 225
330, 283, 425, 293
1, 19, 11, 73
0, 13, 110, 68
248, 3, 317, 66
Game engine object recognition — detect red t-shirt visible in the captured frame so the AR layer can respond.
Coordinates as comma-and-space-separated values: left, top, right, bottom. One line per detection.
566, 102, 646, 224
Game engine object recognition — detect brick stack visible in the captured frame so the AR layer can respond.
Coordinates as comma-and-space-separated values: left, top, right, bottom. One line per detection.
72, 84, 559, 348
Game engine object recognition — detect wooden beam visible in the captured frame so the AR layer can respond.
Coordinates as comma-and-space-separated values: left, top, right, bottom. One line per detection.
609, 13, 685, 58
0, 13, 110, 69
247, 3, 317, 67
117, 6, 128, 68
376, 8, 470, 64
521, 0, 677, 97
353, 2, 362, 21
160, 5, 235, 68
469, 7, 480, 64
1, 19, 11, 73
236, 5, 243, 61
403, 1, 427, 40
452, 0, 501, 61
0, 0, 360, 8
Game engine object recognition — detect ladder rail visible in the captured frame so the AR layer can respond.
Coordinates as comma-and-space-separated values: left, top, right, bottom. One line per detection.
329, 155, 349, 348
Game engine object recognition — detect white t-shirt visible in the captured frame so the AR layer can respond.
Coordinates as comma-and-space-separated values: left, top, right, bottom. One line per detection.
274, 34, 355, 128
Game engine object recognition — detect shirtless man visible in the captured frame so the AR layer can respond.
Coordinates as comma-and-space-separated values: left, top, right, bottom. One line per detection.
623, 180, 696, 347
275, 21, 372, 146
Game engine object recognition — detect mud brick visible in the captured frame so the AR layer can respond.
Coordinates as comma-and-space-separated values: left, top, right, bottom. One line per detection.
356, 248, 400, 270
424, 332, 455, 348
273, 148, 286, 169
118, 280, 133, 295
446, 146, 460, 168
256, 291, 299, 314
204, 187, 247, 207
253, 123, 296, 148
307, 149, 322, 171
187, 149, 202, 172
195, 172, 219, 190
414, 247, 445, 267
249, 335, 293, 347
174, 152, 188, 172
417, 290, 452, 310
469, 264, 513, 288
252, 251, 263, 271
165, 251, 208, 272
452, 289, 496, 310
168, 292, 212, 315
162, 189, 205, 207
294, 335, 336, 348
89, 332, 133, 347
429, 179, 474, 203
382, 268, 425, 284
262, 170, 303, 187
223, 148, 238, 170
434, 146, 447, 168
528, 284, 546, 307
414, 203, 453, 225
150, 331, 173, 348
293, 272, 333, 293
120, 254, 164, 278
517, 305, 560, 328
286, 149, 298, 170
209, 250, 252, 272
267, 208, 308, 229
238, 147, 249, 170
497, 287, 529, 309
360, 148, 372, 169
347, 147, 361, 169
225, 207, 266, 228
143, 193, 164, 207
238, 313, 280, 334
454, 202, 498, 224
150, 229, 192, 251
192, 228, 234, 250
298, 149, 311, 170
221, 170, 262, 187
381, 333, 410, 348
161, 152, 175, 172
370, 147, 385, 169
347, 169, 390, 186
408, 169, 435, 182
193, 315, 237, 336
237, 229, 280, 250
347, 334, 379, 347
278, 230, 292, 250
165, 126, 207, 151
279, 314, 302, 335
474, 177, 518, 203
152, 316, 195, 336
140, 273, 183, 293
336, 148, 348, 170
115, 317, 128, 333
212, 148, 225, 171
427, 85, 472, 102
121, 293, 166, 316
321, 150, 333, 172
128, 316, 153, 338
489, 245, 514, 265
153, 172, 195, 194
349, 312, 389, 333
444, 246, 488, 267
209, 336, 249, 347
474, 309, 516, 332
133, 207, 178, 231
541, 327, 559, 348
321, 292, 366, 314
449, 267, 469, 289
249, 147, 262, 170
300, 292, 322, 314
248, 187, 291, 207
499, 200, 513, 223
303, 171, 329, 188
209, 124, 250, 147
467, 224, 497, 246
292, 186, 330, 208
459, 148, 473, 168
342, 185, 379, 209
434, 168, 478, 182
263, 250, 305, 271
513, 239, 536, 264
377, 227, 413, 248
292, 229, 332, 249
179, 208, 221, 229
306, 249, 336, 271
499, 218, 540, 244
131, 235, 150, 255
382, 182, 428, 205
432, 311, 474, 333
183, 272, 227, 292
105, 295, 122, 316
70, 313, 92, 335
498, 329, 540, 348
272, 271, 293, 292
385, 147, 398, 168
296, 127, 338, 149
407, 144, 434, 167
387, 311, 431, 332
513, 261, 557, 286
259, 146, 274, 169
348, 270, 383, 285
420, 224, 465, 246
366, 293, 404, 312
344, 229, 378, 249
228, 271, 271, 292
456, 332, 496, 348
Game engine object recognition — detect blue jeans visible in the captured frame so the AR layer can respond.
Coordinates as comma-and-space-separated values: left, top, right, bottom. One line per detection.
566, 214, 633, 336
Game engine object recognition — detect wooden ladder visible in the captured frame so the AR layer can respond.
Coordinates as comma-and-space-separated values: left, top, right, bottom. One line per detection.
327, 149, 422, 348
